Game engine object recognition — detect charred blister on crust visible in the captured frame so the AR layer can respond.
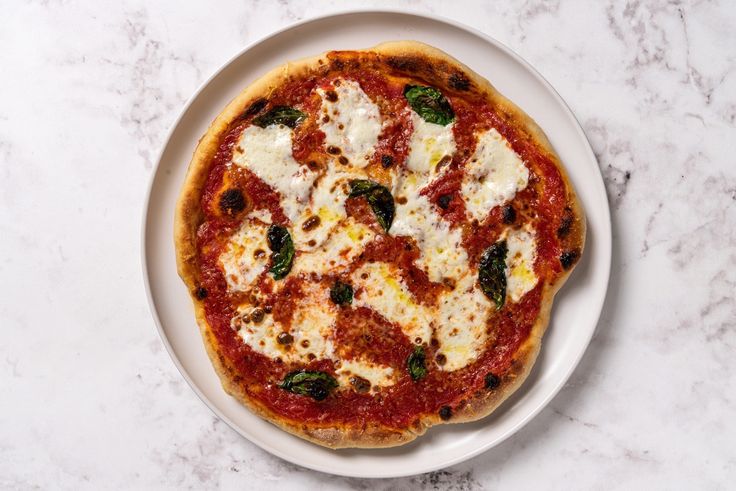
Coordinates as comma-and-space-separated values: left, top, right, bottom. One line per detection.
195, 287, 208, 300
219, 188, 247, 216
557, 206, 574, 238
485, 372, 501, 390
448, 72, 471, 91
438, 406, 452, 421
560, 249, 581, 270
241, 98, 268, 119
387, 56, 421, 73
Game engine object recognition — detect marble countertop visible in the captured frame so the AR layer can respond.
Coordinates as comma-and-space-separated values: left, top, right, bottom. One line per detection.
1, 0, 734, 489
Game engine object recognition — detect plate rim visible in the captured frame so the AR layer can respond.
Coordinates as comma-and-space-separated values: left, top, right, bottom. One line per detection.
141, 8, 611, 478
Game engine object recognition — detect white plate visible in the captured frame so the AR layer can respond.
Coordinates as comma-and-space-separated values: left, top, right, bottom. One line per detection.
142, 10, 611, 479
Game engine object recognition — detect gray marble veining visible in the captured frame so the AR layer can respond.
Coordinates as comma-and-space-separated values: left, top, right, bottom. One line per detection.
1, 0, 734, 489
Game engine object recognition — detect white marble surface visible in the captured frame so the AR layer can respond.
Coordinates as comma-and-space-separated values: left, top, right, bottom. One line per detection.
1, 0, 734, 489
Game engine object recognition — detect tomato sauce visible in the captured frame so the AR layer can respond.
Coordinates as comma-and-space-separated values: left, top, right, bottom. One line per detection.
193, 55, 571, 428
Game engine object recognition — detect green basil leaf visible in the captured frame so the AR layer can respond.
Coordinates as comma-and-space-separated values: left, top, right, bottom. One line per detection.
404, 85, 455, 125
479, 240, 508, 309
267, 225, 294, 280
330, 281, 353, 306
252, 106, 306, 128
348, 179, 395, 231
280, 370, 338, 401
407, 346, 427, 381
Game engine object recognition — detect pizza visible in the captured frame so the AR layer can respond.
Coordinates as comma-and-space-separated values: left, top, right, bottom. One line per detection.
175, 41, 585, 448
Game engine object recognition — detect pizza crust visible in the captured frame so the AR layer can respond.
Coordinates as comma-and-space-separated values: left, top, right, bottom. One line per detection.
174, 41, 586, 448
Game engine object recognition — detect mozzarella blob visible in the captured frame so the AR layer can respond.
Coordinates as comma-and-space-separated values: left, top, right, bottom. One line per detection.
317, 80, 382, 168
462, 128, 529, 222
232, 124, 316, 221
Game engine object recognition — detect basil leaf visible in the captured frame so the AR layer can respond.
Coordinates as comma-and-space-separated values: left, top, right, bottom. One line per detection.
267, 225, 294, 280
348, 179, 395, 231
404, 85, 455, 126
479, 240, 508, 309
329, 281, 353, 306
280, 370, 338, 401
252, 106, 306, 128
407, 346, 427, 381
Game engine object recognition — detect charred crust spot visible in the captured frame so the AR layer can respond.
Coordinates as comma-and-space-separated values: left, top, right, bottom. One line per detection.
194, 287, 208, 300
219, 188, 246, 215
502, 204, 516, 224
325, 90, 338, 102
560, 249, 581, 270
241, 98, 267, 119
485, 372, 501, 390
381, 155, 394, 168
437, 194, 452, 210
557, 207, 574, 238
387, 56, 421, 73
439, 406, 452, 420
448, 72, 471, 91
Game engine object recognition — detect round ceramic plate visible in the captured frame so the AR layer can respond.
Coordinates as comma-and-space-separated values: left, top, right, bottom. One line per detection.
142, 10, 611, 479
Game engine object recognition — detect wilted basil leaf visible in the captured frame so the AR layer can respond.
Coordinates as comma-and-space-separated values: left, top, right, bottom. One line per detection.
479, 240, 508, 309
348, 179, 395, 231
252, 106, 306, 128
267, 225, 294, 280
330, 281, 353, 306
404, 85, 455, 125
280, 370, 338, 401
407, 346, 427, 381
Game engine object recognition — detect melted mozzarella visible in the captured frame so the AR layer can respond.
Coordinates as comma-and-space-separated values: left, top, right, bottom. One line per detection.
461, 128, 529, 222
219, 219, 270, 293
233, 306, 287, 359
317, 80, 382, 168
505, 227, 539, 302
286, 282, 337, 360
247, 208, 272, 224
351, 262, 432, 344
291, 170, 351, 251
292, 218, 375, 276
392, 181, 467, 283
231, 125, 316, 221
336, 359, 395, 391
434, 274, 492, 371
233, 282, 336, 363
406, 112, 456, 175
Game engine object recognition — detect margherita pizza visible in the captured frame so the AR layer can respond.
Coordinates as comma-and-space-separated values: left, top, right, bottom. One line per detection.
175, 41, 585, 448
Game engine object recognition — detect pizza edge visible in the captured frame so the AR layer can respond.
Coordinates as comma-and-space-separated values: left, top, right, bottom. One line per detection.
174, 40, 586, 449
